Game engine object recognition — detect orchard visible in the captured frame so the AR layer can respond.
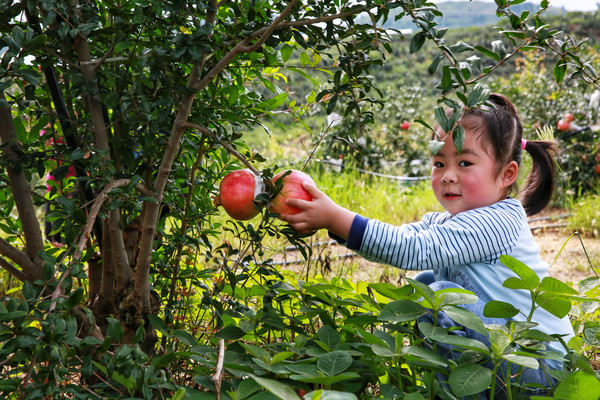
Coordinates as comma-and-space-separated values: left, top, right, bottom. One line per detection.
1, 1, 600, 399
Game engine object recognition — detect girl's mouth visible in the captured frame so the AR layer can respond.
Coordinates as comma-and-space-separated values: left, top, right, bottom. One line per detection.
444, 193, 461, 200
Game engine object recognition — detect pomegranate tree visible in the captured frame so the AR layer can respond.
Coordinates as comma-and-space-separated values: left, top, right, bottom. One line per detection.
214, 169, 264, 220
269, 170, 315, 215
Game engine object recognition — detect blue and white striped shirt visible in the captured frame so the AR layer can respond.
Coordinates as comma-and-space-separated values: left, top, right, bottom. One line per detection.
345, 197, 574, 352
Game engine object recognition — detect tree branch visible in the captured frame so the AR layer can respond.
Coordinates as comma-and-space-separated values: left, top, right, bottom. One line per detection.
180, 122, 260, 175
0, 93, 45, 281
193, 0, 301, 91
0, 256, 29, 282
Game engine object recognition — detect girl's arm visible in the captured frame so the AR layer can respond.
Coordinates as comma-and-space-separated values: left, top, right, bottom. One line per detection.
279, 183, 356, 239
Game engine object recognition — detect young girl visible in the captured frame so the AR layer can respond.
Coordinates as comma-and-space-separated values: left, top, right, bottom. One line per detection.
280, 94, 574, 398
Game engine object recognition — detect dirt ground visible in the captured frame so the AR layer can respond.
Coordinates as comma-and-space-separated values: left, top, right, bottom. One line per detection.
528, 211, 600, 284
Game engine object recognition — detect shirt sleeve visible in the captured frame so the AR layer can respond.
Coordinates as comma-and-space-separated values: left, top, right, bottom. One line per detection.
350, 200, 524, 270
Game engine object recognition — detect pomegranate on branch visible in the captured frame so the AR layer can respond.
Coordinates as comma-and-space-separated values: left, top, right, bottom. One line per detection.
213, 169, 264, 220
269, 170, 315, 216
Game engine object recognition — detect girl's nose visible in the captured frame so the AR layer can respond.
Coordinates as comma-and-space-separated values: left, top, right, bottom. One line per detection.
441, 170, 456, 183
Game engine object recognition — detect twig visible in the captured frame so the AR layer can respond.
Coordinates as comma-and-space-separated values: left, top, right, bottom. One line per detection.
213, 339, 226, 399
179, 122, 260, 175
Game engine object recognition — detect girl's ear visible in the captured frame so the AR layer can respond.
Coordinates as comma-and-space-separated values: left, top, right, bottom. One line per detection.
501, 161, 519, 188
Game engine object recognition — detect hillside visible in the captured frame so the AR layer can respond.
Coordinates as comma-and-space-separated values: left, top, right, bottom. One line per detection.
375, 0, 570, 30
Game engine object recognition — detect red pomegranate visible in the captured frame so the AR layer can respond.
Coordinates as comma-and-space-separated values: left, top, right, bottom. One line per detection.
269, 170, 315, 216
557, 119, 570, 131
214, 169, 264, 220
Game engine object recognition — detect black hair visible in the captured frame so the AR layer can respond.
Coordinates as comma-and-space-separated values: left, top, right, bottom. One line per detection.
460, 93, 558, 216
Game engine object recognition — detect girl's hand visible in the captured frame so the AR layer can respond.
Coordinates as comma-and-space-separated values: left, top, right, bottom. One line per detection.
279, 183, 355, 238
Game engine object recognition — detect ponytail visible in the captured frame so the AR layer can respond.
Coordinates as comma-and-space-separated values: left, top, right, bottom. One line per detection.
520, 139, 558, 216
461, 93, 558, 216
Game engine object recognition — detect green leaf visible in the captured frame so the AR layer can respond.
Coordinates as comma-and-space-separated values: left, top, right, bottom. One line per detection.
317, 325, 340, 350
216, 325, 245, 340
280, 44, 293, 62
428, 54, 444, 75
554, 371, 600, 400
173, 329, 199, 346
147, 314, 168, 336
499, 255, 540, 289
378, 299, 427, 323
535, 293, 572, 319
539, 276, 579, 295
452, 126, 465, 153
410, 32, 426, 54
484, 300, 520, 318
304, 390, 358, 400
317, 350, 353, 376
429, 140, 445, 155
248, 373, 301, 400
503, 277, 530, 290
169, 388, 186, 400
442, 305, 487, 336
554, 58, 567, 84
429, 334, 490, 354
501, 353, 539, 369
106, 318, 124, 342
293, 372, 360, 385
401, 345, 449, 367
474, 45, 500, 61
449, 363, 492, 397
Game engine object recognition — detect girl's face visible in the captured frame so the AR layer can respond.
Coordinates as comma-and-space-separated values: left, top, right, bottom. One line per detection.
431, 129, 518, 215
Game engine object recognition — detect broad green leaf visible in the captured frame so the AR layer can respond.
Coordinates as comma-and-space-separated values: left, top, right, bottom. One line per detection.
317, 325, 340, 350
304, 390, 358, 400
371, 343, 396, 357
428, 54, 444, 75
539, 276, 579, 295
437, 288, 478, 306
502, 277, 530, 290
442, 305, 487, 335
449, 363, 492, 397
280, 43, 293, 62
106, 317, 124, 342
401, 345, 449, 367
147, 314, 168, 336
378, 299, 427, 323
429, 334, 490, 355
484, 300, 520, 318
317, 350, 353, 376
287, 364, 319, 377
554, 371, 600, 400
489, 330, 511, 355
248, 373, 301, 400
410, 32, 426, 54
271, 351, 294, 364
427, 139, 444, 155
535, 293, 572, 319
407, 277, 436, 306
474, 45, 500, 61
292, 372, 360, 384
501, 353, 539, 369
499, 255, 540, 289
554, 58, 567, 84
169, 388, 186, 400
173, 330, 199, 346
216, 325, 245, 340
452, 125, 465, 153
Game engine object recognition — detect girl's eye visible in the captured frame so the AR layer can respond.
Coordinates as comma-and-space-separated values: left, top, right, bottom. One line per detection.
433, 161, 444, 168
459, 160, 472, 167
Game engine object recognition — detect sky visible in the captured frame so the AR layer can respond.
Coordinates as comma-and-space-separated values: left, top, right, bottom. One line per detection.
437, 0, 599, 12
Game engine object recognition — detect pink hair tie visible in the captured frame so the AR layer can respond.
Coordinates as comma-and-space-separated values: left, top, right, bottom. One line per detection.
521, 138, 527, 149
